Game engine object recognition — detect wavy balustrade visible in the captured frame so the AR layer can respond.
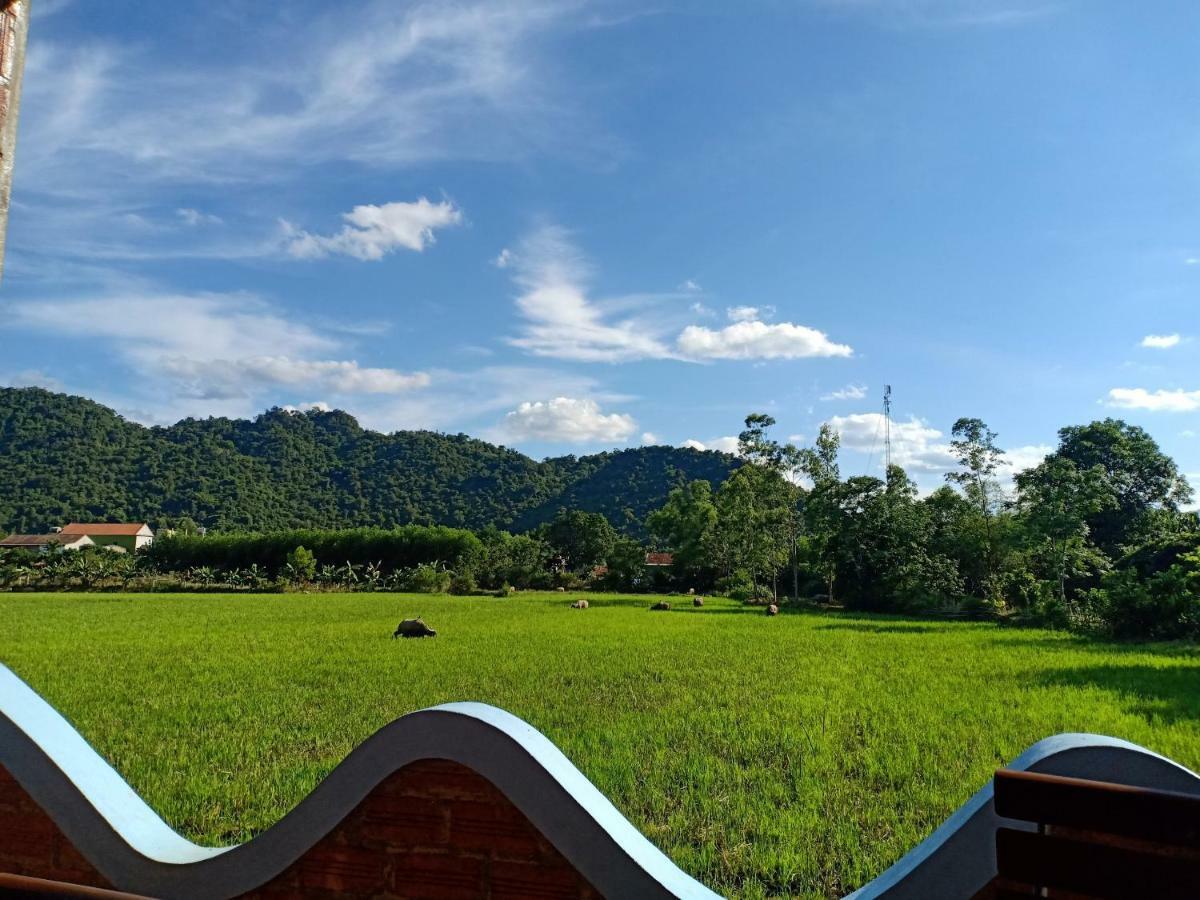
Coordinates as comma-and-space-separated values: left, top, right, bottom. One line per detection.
2, 662, 1198, 899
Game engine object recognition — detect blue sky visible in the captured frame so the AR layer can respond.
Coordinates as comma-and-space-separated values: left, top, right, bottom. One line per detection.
1, 0, 1197, 496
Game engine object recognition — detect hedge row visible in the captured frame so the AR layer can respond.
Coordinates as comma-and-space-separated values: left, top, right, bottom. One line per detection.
145, 526, 482, 575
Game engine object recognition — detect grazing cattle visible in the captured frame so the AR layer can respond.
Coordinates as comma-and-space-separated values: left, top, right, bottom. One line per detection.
650, 601, 671, 611
570, 599, 589, 609
393, 618, 437, 639
556, 586, 566, 592
693, 597, 704, 607
687, 588, 695, 595
766, 604, 779, 616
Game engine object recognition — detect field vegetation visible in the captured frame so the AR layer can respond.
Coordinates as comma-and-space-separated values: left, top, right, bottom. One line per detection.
3, 590, 1199, 899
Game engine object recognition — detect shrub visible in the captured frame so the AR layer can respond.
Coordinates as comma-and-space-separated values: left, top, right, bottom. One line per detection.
449, 571, 477, 595
401, 563, 452, 594
284, 546, 317, 583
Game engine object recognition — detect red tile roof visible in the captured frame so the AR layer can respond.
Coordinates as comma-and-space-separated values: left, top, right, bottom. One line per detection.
0, 533, 80, 546
60, 522, 150, 536
644, 552, 674, 566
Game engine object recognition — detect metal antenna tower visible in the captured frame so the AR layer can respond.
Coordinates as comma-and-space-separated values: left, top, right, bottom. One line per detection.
883, 385, 893, 471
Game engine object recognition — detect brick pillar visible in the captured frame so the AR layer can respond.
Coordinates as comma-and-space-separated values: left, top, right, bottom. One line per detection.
0, 0, 30, 280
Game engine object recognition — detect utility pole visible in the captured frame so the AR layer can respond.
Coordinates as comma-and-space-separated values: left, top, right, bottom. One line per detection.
883, 385, 892, 472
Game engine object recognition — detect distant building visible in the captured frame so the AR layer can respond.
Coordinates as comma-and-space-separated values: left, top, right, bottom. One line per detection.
644, 551, 674, 567
59, 523, 154, 552
0, 533, 93, 552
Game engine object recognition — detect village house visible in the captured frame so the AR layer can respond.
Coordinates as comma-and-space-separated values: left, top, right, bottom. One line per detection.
58, 523, 154, 553
0, 533, 94, 553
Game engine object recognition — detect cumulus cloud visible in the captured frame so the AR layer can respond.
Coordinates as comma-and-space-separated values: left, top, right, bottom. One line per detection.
680, 279, 702, 292
682, 436, 740, 454
500, 397, 636, 443
727, 305, 773, 322
285, 198, 462, 260
1141, 333, 1182, 349
1107, 387, 1200, 412
676, 320, 853, 360
827, 413, 957, 472
822, 383, 868, 401
493, 248, 513, 268
641, 431, 660, 444
282, 401, 332, 413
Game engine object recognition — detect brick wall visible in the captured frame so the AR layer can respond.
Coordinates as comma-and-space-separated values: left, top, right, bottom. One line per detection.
0, 759, 604, 899
0, 765, 114, 889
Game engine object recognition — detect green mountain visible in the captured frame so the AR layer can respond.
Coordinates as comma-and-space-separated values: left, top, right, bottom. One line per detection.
0, 388, 737, 535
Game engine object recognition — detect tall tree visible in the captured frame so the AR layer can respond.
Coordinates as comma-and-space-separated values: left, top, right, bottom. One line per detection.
1052, 419, 1193, 556
1016, 457, 1114, 604
945, 417, 1005, 597
798, 424, 842, 600
646, 480, 718, 584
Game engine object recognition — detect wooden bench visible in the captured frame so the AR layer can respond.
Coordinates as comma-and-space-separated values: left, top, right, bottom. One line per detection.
0, 873, 150, 899
988, 768, 1200, 899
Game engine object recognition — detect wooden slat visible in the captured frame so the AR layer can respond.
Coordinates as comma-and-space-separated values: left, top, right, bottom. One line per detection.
996, 827, 1200, 900
0, 874, 152, 899
994, 768, 1200, 848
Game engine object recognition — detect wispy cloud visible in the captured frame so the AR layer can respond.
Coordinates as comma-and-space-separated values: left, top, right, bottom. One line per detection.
812, 0, 1059, 28
1107, 387, 1200, 413
505, 225, 853, 363
284, 199, 463, 261
15, 2, 607, 265
822, 383, 868, 401
0, 288, 429, 411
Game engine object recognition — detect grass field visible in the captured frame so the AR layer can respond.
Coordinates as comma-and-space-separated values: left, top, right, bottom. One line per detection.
3, 591, 1199, 899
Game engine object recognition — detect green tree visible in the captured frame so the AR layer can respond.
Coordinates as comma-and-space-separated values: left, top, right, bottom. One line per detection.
707, 463, 792, 600
798, 423, 842, 600
945, 417, 1005, 597
541, 510, 617, 574
284, 545, 317, 583
1051, 419, 1193, 556
1016, 457, 1114, 604
646, 480, 718, 584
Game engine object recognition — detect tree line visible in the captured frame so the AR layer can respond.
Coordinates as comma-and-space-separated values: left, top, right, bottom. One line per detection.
644, 414, 1197, 639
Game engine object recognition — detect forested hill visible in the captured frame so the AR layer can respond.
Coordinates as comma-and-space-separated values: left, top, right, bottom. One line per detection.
0, 388, 737, 535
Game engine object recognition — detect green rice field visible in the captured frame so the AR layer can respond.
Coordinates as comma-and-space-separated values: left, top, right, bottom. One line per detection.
2, 591, 1198, 898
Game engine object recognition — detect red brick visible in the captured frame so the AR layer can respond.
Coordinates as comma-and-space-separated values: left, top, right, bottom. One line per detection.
489, 859, 588, 900
297, 843, 390, 894
360, 793, 448, 849
392, 850, 486, 899
447, 800, 542, 860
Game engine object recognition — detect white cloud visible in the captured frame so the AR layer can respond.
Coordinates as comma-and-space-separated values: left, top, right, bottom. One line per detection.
506, 226, 854, 364
159, 357, 430, 399
787, 433, 806, 444
727, 305, 772, 322
682, 436, 740, 454
822, 383, 868, 401
1, 290, 428, 406
1185, 257, 1198, 266
282, 401, 332, 413
641, 431, 660, 444
506, 226, 675, 362
493, 248, 513, 268
1182, 430, 1197, 439
827, 413, 956, 472
680, 279, 702, 292
814, 0, 1058, 28
1107, 387, 1200, 412
1141, 333, 1181, 349
677, 320, 853, 360
285, 199, 461, 260
500, 397, 636, 443
177, 208, 222, 226
2, 369, 65, 391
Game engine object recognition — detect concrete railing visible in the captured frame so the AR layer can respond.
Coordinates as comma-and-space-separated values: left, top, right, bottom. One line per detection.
3, 663, 1198, 899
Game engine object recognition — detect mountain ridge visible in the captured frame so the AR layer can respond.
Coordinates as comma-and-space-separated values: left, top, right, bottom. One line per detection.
0, 387, 738, 535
